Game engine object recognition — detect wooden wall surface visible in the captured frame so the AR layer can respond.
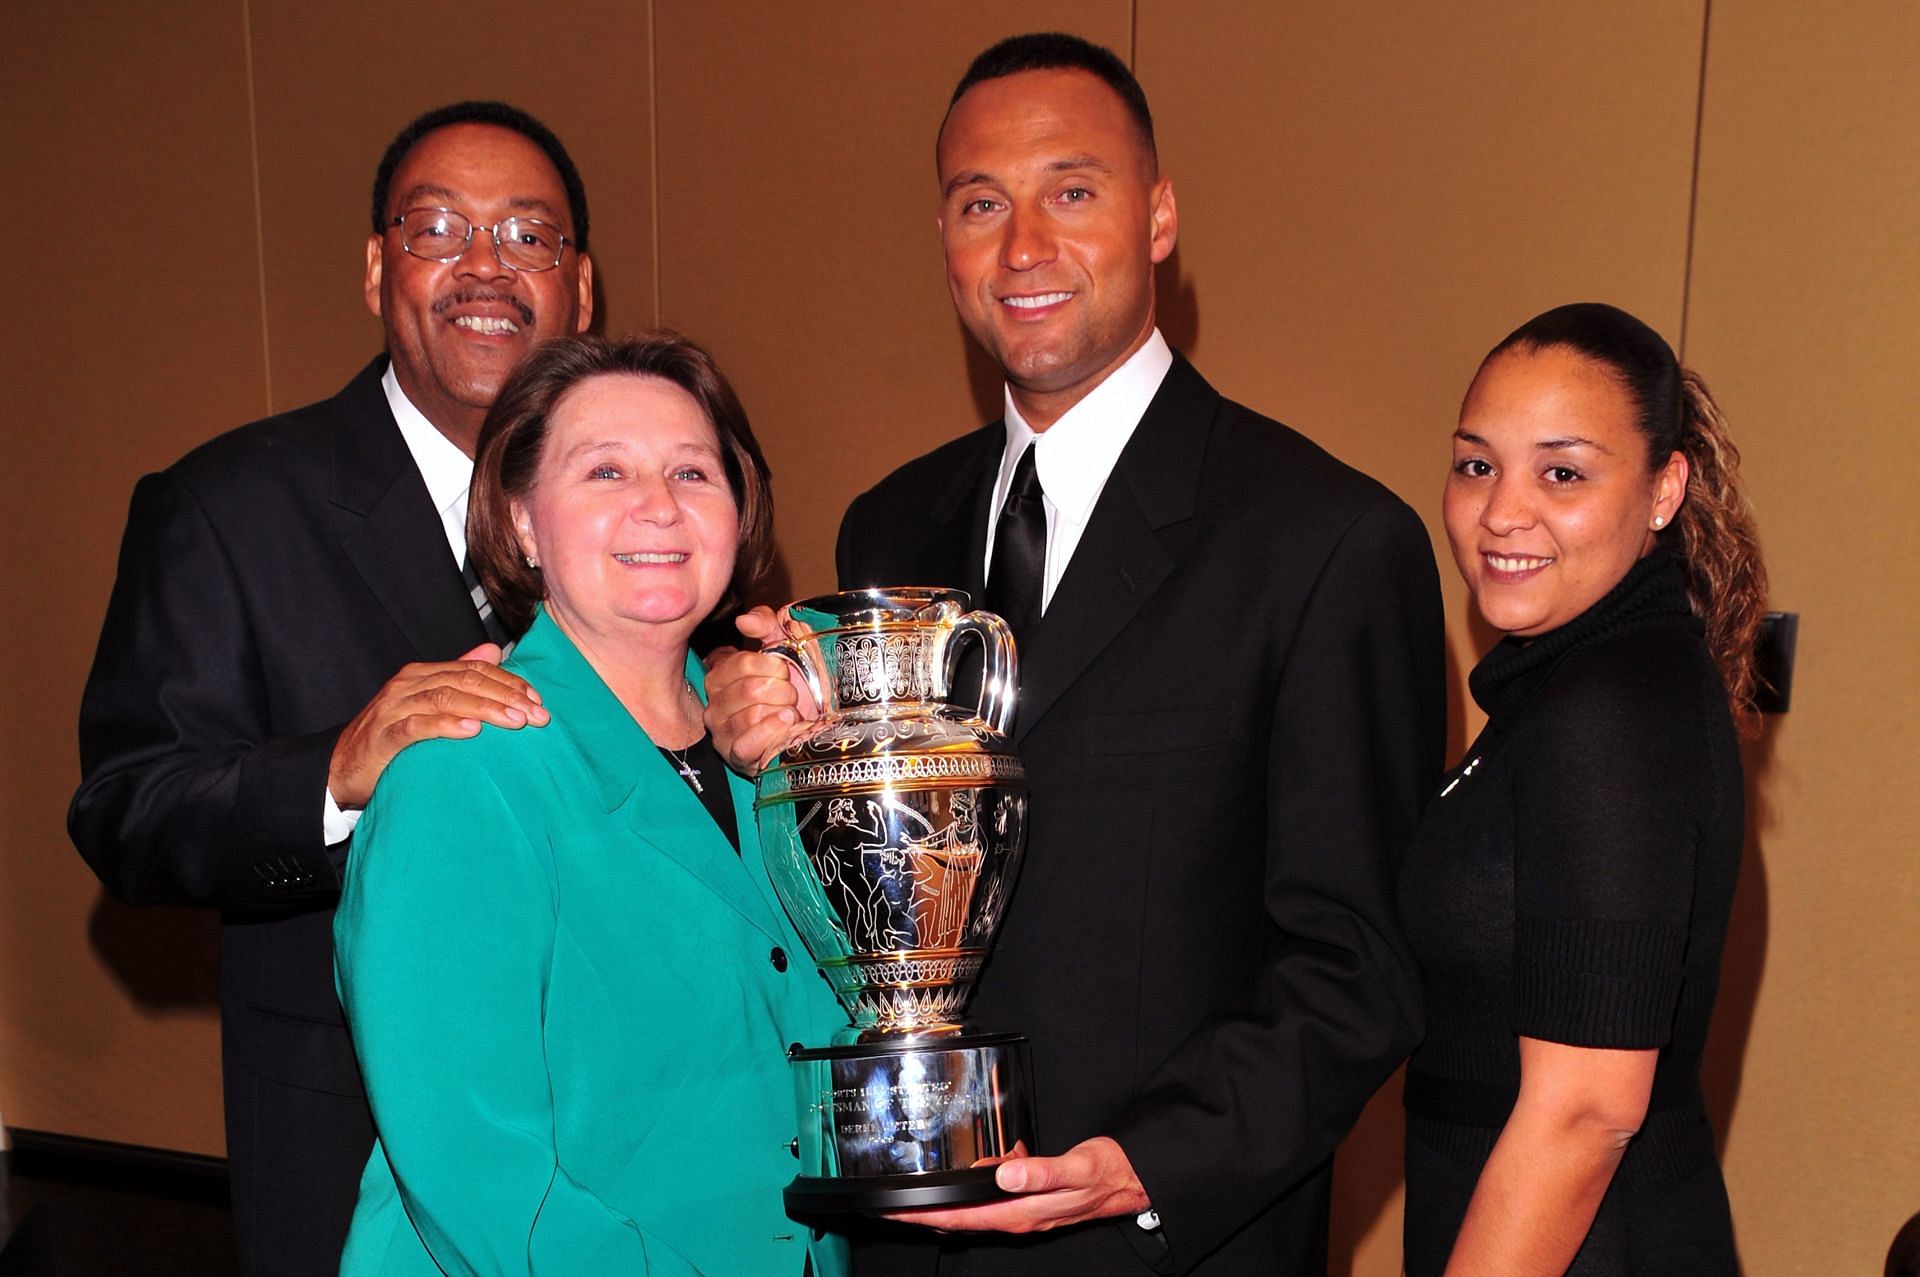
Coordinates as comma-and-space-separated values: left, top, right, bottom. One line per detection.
3, 3, 1913, 1270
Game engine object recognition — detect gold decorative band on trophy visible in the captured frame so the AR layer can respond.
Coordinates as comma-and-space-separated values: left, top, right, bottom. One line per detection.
757, 751, 1025, 802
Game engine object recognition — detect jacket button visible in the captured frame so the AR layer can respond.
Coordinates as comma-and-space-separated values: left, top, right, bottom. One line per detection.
770, 946, 789, 972
788, 1138, 800, 1158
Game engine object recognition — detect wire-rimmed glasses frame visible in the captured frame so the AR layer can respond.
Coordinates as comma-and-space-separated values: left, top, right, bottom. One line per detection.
386, 207, 574, 273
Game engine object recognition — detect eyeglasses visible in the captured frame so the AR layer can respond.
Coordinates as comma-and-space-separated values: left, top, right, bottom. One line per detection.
387, 207, 573, 273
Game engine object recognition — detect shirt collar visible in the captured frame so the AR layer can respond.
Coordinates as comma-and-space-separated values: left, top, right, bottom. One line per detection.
382, 364, 474, 519
998, 329, 1173, 529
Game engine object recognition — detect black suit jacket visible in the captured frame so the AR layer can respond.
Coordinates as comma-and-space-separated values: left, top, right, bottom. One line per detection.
69, 357, 484, 1234
837, 356, 1444, 1275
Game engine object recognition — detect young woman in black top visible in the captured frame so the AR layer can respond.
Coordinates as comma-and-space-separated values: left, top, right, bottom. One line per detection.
1400, 303, 1767, 1275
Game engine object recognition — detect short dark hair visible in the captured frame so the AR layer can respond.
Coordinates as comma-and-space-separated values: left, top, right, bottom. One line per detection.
371, 101, 590, 253
468, 333, 775, 638
946, 33, 1156, 166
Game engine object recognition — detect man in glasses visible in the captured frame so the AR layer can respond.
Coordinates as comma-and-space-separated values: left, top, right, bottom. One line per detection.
69, 101, 592, 1275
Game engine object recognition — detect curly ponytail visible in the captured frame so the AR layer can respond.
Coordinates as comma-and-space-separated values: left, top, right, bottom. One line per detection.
1669, 370, 1768, 719
1489, 303, 1769, 724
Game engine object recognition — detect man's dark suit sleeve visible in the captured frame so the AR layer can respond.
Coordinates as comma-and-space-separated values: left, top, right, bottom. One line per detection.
1105, 499, 1443, 1267
70, 470, 343, 908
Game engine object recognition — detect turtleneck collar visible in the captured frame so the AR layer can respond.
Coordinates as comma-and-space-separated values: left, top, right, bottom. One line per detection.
1468, 546, 1698, 719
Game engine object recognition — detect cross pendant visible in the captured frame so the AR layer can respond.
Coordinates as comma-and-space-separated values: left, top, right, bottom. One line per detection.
676, 760, 704, 794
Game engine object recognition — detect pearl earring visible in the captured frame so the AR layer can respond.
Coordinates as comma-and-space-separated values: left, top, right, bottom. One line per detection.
526, 554, 539, 568
1652, 516, 1666, 529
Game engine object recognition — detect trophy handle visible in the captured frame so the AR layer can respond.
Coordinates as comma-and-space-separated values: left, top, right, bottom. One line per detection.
763, 640, 827, 724
944, 611, 1018, 737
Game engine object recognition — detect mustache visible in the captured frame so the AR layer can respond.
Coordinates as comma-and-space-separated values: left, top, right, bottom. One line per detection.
433, 289, 534, 327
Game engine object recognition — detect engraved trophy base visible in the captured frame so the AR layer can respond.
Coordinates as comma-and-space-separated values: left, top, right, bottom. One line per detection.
785, 1032, 1035, 1215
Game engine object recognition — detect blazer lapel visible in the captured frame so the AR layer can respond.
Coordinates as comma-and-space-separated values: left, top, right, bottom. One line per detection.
594, 647, 784, 942
639, 654, 788, 942
620, 772, 784, 946
1012, 356, 1215, 743
733, 760, 791, 938
510, 617, 788, 940
329, 358, 487, 659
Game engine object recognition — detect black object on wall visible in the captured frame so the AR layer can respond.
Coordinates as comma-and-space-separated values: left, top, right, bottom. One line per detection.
1753, 611, 1798, 714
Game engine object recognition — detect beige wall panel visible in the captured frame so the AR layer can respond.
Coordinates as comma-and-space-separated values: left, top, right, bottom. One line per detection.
1136, 2, 1701, 507
1684, 3, 1920, 1271
652, 2, 1132, 604
247, 0, 657, 413
1, 4, 265, 1154
1133, 5, 1705, 1271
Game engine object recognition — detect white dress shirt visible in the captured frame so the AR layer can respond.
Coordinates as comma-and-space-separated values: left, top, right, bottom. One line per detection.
383, 365, 477, 565
982, 329, 1174, 612
322, 369, 476, 845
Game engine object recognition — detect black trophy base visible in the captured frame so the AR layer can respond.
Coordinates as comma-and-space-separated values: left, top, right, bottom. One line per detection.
785, 1031, 1035, 1218
785, 1164, 1008, 1214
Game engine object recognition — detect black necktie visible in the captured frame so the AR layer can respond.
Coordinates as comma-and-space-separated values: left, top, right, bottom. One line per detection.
986, 443, 1046, 651
461, 552, 510, 646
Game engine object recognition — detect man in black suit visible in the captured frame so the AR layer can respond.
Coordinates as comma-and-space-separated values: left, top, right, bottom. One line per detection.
69, 101, 592, 1275
710, 35, 1444, 1274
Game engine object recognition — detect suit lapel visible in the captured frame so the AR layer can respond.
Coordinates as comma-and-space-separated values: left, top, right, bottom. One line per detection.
879, 427, 998, 606
1012, 356, 1215, 744
940, 449, 994, 608
880, 430, 1003, 717
329, 358, 487, 660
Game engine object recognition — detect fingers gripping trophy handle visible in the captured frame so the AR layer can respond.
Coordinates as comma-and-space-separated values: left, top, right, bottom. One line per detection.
762, 641, 825, 750
946, 611, 1018, 736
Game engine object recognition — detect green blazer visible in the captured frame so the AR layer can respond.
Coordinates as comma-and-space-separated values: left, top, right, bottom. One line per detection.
335, 608, 848, 1276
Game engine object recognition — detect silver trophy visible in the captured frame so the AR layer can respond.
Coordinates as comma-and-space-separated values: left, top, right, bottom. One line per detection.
755, 588, 1034, 1213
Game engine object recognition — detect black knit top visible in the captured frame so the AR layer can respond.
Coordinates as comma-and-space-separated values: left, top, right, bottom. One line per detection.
1398, 549, 1742, 1275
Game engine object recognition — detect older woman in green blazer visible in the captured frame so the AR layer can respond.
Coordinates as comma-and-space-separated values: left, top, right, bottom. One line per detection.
334, 334, 846, 1276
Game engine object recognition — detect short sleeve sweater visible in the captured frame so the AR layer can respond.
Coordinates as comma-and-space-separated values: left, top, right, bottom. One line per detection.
1399, 548, 1744, 1194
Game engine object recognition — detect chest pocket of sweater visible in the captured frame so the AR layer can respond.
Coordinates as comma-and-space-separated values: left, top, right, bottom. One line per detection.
1083, 704, 1233, 755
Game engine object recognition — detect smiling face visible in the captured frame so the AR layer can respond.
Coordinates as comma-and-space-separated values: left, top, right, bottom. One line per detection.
1445, 345, 1688, 637
511, 374, 739, 652
366, 123, 594, 453
937, 68, 1177, 429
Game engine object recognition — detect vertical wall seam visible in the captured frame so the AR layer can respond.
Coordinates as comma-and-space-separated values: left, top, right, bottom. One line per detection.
1678, 0, 1712, 361
240, 0, 273, 412
1129, 0, 1139, 67
647, 0, 662, 327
